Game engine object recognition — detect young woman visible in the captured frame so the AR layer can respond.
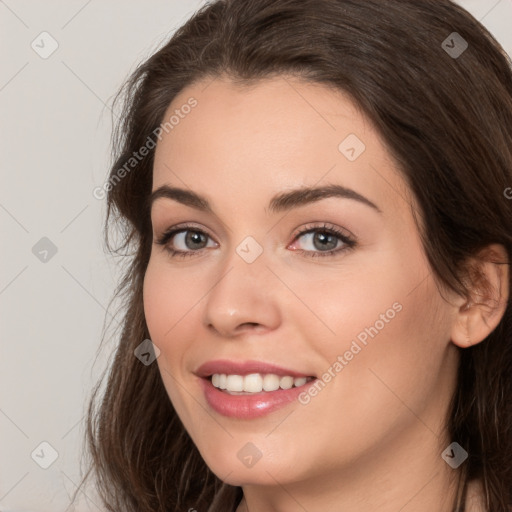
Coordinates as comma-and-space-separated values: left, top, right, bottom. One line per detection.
80, 1, 512, 510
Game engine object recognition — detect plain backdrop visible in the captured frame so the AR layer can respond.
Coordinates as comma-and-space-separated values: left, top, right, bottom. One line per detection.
1, 1, 511, 510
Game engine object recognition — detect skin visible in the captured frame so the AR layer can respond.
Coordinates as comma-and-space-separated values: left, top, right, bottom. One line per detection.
143, 75, 508, 512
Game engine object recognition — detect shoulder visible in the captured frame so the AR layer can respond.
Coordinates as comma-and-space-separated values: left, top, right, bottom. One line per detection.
464, 478, 486, 512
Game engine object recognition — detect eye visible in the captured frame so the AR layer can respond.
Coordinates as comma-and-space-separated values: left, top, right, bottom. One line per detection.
289, 222, 356, 258
155, 222, 357, 259
155, 223, 217, 258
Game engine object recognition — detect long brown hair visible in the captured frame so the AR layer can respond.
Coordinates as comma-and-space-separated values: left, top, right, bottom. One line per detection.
76, 1, 512, 510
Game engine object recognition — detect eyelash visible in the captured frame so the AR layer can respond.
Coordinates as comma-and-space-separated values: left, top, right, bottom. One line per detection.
154, 222, 357, 259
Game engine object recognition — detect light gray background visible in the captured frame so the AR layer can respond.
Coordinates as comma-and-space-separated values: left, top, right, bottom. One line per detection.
1, 1, 511, 511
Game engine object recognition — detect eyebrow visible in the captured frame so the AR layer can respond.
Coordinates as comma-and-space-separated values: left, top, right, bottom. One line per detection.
149, 183, 382, 215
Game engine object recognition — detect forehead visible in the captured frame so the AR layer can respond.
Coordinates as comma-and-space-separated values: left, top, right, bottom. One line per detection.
152, 75, 414, 218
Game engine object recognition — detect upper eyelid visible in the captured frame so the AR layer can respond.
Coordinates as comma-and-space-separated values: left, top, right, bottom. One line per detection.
157, 222, 347, 236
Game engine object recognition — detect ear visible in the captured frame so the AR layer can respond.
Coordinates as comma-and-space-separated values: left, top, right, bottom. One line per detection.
451, 244, 509, 349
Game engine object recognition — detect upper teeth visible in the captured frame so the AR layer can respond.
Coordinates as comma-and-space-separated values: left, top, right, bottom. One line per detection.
211, 373, 311, 393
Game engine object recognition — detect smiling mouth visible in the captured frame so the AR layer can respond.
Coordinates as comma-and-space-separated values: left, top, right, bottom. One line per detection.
208, 373, 316, 394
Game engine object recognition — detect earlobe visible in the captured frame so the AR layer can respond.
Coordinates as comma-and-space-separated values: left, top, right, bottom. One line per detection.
451, 244, 509, 349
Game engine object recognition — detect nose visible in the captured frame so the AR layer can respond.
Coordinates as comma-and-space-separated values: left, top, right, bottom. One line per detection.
202, 246, 281, 338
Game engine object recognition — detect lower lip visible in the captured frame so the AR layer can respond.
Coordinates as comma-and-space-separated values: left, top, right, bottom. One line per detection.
200, 377, 316, 419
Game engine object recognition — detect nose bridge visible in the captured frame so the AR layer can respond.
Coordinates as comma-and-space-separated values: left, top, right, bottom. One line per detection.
202, 236, 281, 336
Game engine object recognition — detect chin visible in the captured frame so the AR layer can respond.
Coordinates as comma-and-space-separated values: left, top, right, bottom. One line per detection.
215, 466, 292, 487
199, 445, 305, 487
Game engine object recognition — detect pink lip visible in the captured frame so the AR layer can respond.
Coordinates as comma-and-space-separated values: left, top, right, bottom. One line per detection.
195, 359, 314, 379
194, 359, 316, 419
198, 376, 317, 419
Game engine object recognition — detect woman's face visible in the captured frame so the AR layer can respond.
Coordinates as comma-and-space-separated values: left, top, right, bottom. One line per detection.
144, 76, 461, 491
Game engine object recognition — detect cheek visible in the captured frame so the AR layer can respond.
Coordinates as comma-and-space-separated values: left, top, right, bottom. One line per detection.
280, 283, 454, 473
142, 259, 194, 382
144, 265, 170, 346
143, 258, 197, 342
272, 251, 408, 362
293, 247, 453, 421
143, 260, 196, 417
335, 280, 451, 423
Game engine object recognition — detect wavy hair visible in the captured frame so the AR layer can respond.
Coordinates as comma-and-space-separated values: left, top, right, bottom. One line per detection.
76, 1, 512, 510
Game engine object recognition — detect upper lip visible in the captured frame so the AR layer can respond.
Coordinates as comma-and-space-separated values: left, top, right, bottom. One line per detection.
195, 359, 315, 379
